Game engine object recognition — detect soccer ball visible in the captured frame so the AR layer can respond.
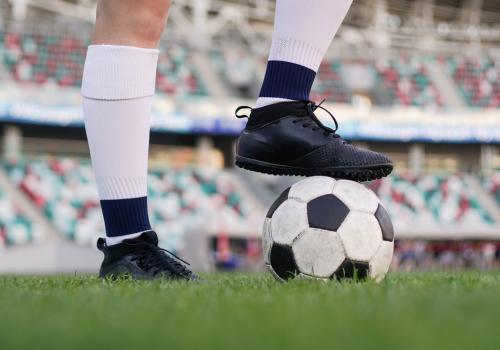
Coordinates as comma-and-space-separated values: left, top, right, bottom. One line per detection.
262, 176, 394, 282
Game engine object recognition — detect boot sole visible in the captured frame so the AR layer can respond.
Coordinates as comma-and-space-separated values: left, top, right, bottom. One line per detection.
235, 155, 393, 182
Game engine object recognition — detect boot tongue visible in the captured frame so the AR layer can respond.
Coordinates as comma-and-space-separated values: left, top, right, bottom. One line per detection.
247, 101, 309, 128
137, 231, 159, 246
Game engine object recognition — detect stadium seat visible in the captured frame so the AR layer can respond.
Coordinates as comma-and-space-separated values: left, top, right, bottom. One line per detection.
0, 31, 208, 97
446, 56, 500, 108
373, 56, 443, 107
311, 59, 352, 104
311, 56, 443, 107
210, 48, 258, 98
156, 44, 208, 96
0, 185, 41, 249
481, 172, 500, 205
369, 173, 496, 229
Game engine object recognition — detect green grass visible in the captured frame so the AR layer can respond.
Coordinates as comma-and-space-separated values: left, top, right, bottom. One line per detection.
1, 272, 500, 350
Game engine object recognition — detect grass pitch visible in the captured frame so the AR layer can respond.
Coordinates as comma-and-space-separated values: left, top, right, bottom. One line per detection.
1, 272, 500, 350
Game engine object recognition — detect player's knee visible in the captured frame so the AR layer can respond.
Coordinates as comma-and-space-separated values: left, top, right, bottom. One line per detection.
96, 0, 169, 46
132, 2, 169, 45
132, 14, 167, 46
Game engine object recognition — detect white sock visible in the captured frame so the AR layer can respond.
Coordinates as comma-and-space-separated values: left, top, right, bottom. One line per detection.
256, 0, 353, 108
105, 232, 145, 246
82, 45, 158, 246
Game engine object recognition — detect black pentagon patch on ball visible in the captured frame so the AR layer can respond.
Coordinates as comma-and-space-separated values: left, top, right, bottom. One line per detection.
375, 204, 394, 241
270, 243, 299, 280
332, 260, 369, 281
266, 187, 290, 218
307, 194, 349, 231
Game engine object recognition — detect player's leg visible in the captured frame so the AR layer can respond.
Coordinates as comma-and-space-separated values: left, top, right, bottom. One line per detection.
235, 0, 392, 181
82, 0, 195, 279
256, 0, 352, 108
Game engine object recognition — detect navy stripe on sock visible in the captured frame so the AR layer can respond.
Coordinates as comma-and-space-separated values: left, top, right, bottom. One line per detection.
259, 60, 316, 101
100, 196, 151, 237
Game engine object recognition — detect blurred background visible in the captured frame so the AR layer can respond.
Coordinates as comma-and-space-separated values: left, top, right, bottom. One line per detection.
0, 0, 499, 274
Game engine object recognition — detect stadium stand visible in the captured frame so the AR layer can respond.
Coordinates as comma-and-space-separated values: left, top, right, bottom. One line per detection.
3, 157, 256, 250
0, 185, 41, 249
0, 30, 208, 97
5, 29, 500, 109
245, 172, 499, 231
369, 173, 496, 229
156, 43, 208, 97
311, 59, 352, 104
446, 56, 500, 108
0, 30, 450, 107
311, 56, 443, 107
4, 157, 99, 244
482, 172, 500, 205
210, 48, 258, 98
373, 56, 443, 107
0, 30, 87, 87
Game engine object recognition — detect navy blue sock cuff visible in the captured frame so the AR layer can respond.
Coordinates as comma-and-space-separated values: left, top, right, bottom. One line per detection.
100, 196, 151, 237
259, 61, 316, 101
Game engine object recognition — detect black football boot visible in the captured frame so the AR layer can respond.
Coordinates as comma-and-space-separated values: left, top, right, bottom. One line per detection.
97, 231, 198, 280
235, 100, 393, 182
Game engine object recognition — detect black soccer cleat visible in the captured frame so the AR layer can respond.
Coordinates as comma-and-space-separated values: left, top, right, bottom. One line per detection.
234, 100, 393, 182
97, 231, 198, 280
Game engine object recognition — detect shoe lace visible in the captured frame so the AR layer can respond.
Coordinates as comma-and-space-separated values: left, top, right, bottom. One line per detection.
300, 99, 340, 138
235, 105, 252, 119
128, 241, 193, 277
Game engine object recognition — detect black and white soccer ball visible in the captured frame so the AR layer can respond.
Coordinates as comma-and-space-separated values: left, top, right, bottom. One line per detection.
262, 176, 394, 282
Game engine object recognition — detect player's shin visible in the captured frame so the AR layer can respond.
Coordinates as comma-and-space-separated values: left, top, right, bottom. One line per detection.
82, 45, 158, 245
